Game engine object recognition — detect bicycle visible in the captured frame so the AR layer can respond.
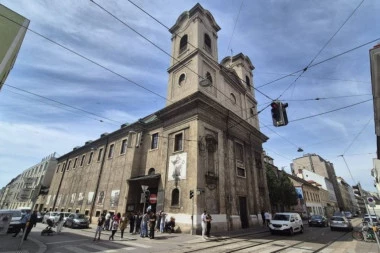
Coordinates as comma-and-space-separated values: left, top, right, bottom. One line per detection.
352, 224, 379, 242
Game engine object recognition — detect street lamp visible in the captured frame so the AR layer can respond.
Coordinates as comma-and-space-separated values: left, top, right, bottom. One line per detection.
141, 185, 149, 213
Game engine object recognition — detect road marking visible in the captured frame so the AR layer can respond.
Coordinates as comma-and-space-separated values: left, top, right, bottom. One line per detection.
45, 239, 89, 245
102, 240, 151, 249
85, 244, 136, 252
65, 246, 89, 253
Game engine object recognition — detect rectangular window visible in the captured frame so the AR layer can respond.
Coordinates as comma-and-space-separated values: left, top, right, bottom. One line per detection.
108, 144, 114, 158
56, 164, 61, 173
73, 157, 78, 169
151, 133, 159, 149
97, 148, 103, 162
237, 167, 246, 177
61, 163, 66, 173
174, 133, 183, 152
88, 152, 93, 164
120, 139, 127, 154
66, 160, 72, 171
235, 143, 244, 162
80, 155, 85, 167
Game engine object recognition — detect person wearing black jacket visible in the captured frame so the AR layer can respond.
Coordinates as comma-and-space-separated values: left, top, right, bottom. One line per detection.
24, 210, 38, 240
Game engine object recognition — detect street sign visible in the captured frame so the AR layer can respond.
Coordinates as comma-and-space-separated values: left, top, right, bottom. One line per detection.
149, 194, 157, 204
368, 197, 376, 207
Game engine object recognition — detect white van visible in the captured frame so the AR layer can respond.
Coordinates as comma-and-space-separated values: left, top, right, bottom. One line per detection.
269, 212, 304, 235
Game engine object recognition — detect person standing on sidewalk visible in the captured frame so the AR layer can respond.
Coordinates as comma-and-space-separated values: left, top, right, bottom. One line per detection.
119, 213, 128, 239
264, 211, 270, 226
201, 210, 207, 239
140, 212, 149, 238
149, 211, 157, 239
109, 213, 121, 240
205, 213, 212, 238
129, 212, 135, 234
56, 213, 64, 233
261, 211, 265, 226
94, 213, 105, 241
13, 211, 29, 237
23, 210, 37, 240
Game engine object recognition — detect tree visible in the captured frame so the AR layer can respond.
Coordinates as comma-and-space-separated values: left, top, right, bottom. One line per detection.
266, 165, 298, 211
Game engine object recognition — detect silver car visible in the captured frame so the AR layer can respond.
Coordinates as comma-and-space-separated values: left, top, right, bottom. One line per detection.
42, 212, 59, 224
330, 216, 353, 231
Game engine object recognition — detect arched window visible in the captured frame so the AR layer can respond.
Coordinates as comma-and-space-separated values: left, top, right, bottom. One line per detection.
230, 93, 236, 104
206, 72, 212, 83
179, 35, 188, 54
171, 189, 179, 206
246, 76, 251, 90
148, 168, 155, 175
178, 73, 186, 86
204, 34, 211, 53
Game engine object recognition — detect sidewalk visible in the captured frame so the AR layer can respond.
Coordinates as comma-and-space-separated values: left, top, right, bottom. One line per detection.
0, 233, 45, 253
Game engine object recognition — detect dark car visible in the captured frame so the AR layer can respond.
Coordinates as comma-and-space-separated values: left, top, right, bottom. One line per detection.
0, 210, 23, 233
64, 213, 89, 229
308, 215, 329, 227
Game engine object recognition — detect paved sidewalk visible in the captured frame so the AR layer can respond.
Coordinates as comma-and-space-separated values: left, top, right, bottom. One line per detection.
0, 233, 46, 253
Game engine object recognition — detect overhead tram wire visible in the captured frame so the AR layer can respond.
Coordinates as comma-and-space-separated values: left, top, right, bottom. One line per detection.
225, 0, 244, 56
0, 14, 170, 104
276, 0, 365, 100
125, 0, 273, 101
90, 0, 274, 113
4, 84, 123, 125
3, 86, 120, 125
282, 94, 372, 102
341, 117, 372, 156
257, 37, 380, 89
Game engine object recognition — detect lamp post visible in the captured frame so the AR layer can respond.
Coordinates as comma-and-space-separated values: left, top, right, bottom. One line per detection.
141, 185, 148, 213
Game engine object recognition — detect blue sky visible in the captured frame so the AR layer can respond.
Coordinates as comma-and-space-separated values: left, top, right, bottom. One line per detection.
0, 0, 379, 192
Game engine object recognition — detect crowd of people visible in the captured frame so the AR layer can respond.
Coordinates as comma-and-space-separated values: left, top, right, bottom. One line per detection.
93, 210, 179, 241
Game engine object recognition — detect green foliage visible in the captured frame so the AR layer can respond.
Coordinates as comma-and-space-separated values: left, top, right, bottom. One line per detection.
266, 165, 298, 209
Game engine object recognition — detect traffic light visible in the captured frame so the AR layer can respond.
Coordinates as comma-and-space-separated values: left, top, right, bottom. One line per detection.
270, 101, 289, 127
190, 190, 194, 199
144, 190, 150, 201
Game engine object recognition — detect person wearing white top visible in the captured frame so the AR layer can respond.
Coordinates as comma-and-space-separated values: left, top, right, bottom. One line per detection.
201, 210, 207, 238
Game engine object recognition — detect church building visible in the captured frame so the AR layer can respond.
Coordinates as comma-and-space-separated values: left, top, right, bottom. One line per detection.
47, 3, 270, 233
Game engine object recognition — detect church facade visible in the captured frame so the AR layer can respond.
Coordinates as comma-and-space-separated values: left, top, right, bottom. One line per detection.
46, 3, 270, 233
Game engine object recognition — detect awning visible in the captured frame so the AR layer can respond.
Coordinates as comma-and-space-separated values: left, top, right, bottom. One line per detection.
127, 174, 161, 184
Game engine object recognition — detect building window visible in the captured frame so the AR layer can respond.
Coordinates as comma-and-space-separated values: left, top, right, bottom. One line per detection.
80, 155, 85, 167
61, 163, 66, 172
171, 188, 179, 206
204, 33, 211, 53
237, 167, 246, 177
245, 76, 251, 90
120, 139, 127, 154
73, 157, 78, 169
178, 73, 186, 86
151, 133, 159, 149
56, 164, 61, 173
148, 168, 155, 175
230, 93, 236, 104
179, 35, 188, 54
108, 144, 114, 158
235, 143, 244, 162
97, 148, 103, 162
174, 132, 183, 152
206, 72, 212, 84
88, 152, 93, 164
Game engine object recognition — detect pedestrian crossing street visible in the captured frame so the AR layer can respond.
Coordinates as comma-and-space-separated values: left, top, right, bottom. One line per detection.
52, 241, 151, 253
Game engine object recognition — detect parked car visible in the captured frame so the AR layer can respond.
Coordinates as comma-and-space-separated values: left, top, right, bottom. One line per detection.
308, 215, 329, 227
363, 214, 378, 225
330, 216, 353, 231
36, 212, 43, 222
64, 213, 89, 229
333, 211, 344, 217
58, 212, 72, 222
0, 209, 23, 233
269, 212, 304, 235
344, 211, 353, 219
42, 212, 59, 224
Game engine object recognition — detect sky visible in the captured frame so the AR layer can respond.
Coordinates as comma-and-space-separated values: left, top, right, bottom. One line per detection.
0, 0, 379, 192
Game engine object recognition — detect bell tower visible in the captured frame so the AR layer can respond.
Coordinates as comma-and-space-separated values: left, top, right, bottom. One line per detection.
166, 4, 221, 106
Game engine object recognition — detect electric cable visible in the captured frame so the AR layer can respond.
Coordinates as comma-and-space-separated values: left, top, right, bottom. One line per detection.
4, 84, 123, 125
225, 0, 244, 56
0, 13, 171, 104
